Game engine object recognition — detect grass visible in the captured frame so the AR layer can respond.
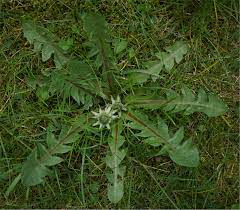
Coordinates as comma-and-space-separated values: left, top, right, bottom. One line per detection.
0, 0, 239, 208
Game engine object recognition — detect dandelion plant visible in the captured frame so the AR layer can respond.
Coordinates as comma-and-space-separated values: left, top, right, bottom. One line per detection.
7, 12, 228, 204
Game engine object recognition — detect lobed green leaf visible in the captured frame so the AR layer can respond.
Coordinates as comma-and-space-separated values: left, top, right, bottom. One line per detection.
21, 126, 82, 186
164, 87, 228, 117
22, 18, 69, 69
127, 111, 199, 167
126, 87, 228, 117
22, 149, 50, 186
126, 41, 188, 84
106, 123, 126, 203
